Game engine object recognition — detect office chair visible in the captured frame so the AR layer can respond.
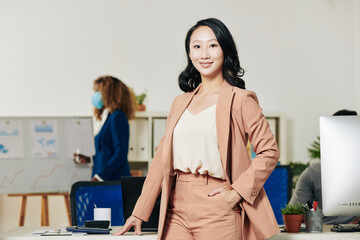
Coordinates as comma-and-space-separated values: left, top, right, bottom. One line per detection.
264, 165, 293, 225
69, 181, 124, 226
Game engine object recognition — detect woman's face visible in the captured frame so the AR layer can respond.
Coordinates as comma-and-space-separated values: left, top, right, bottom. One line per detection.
93, 83, 100, 92
189, 26, 224, 79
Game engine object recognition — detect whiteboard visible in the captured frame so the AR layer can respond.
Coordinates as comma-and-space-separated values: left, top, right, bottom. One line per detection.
0, 116, 95, 194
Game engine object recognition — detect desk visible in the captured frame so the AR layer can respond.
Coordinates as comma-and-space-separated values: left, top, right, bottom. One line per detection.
1, 226, 360, 240
0, 226, 157, 239
268, 225, 360, 240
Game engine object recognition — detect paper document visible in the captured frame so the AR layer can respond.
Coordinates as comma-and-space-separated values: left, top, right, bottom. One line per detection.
0, 120, 24, 158
66, 118, 95, 158
30, 120, 59, 158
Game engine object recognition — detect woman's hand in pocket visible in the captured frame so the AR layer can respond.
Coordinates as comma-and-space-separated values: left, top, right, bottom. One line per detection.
208, 187, 242, 209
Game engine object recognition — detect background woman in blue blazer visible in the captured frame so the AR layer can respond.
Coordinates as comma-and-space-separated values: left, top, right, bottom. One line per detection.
74, 75, 137, 181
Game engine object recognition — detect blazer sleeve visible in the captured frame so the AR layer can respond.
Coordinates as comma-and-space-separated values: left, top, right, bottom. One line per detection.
132, 96, 179, 222
231, 91, 280, 205
97, 111, 129, 180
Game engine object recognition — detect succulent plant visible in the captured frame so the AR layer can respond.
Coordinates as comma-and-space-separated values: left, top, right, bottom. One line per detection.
281, 203, 306, 215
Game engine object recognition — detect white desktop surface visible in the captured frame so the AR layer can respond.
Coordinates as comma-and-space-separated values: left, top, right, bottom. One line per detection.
0, 226, 157, 240
1, 226, 360, 240
268, 225, 360, 240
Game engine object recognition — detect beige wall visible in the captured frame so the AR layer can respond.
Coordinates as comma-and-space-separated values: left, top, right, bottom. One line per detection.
1, 0, 358, 165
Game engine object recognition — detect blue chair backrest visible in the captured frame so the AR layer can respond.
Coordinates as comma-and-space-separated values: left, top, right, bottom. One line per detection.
264, 165, 292, 225
70, 181, 124, 226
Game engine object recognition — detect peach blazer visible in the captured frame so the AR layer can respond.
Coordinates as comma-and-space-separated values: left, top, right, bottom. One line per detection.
132, 81, 280, 240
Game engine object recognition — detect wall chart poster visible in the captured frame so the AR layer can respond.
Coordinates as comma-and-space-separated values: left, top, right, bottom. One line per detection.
0, 116, 94, 194
30, 120, 59, 158
0, 120, 24, 159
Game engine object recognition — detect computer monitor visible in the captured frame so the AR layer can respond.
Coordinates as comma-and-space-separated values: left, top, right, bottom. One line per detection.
320, 116, 360, 216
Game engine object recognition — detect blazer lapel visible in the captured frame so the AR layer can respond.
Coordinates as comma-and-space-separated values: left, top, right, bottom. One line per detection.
161, 85, 201, 175
161, 81, 234, 180
216, 81, 235, 182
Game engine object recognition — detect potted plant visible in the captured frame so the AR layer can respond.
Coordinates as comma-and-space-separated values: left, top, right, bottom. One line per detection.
136, 90, 147, 111
308, 136, 320, 159
281, 203, 305, 233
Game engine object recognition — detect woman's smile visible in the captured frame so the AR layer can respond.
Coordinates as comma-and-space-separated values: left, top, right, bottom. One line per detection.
199, 61, 213, 68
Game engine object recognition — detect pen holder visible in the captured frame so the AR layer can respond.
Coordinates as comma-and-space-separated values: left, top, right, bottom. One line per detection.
305, 209, 323, 232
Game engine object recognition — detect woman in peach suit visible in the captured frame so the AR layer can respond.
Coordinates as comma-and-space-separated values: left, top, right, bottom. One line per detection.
115, 18, 280, 240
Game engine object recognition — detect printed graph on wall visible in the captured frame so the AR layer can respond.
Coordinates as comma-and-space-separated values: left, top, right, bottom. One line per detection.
0, 117, 95, 194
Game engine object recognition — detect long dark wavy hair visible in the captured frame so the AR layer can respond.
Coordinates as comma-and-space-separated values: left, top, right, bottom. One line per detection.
178, 18, 245, 92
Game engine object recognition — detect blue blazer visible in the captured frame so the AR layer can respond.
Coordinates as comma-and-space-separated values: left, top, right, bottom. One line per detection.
92, 110, 131, 180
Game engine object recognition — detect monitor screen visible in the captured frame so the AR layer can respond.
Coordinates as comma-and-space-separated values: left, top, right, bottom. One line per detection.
320, 116, 360, 216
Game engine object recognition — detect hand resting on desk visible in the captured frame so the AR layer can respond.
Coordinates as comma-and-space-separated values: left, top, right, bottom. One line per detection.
114, 215, 143, 236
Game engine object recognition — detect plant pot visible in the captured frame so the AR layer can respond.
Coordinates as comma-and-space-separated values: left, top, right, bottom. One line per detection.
137, 104, 146, 111
283, 214, 304, 233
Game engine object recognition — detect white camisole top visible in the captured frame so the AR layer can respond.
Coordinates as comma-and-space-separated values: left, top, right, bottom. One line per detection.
172, 105, 225, 179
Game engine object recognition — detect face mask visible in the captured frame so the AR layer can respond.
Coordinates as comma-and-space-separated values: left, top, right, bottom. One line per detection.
91, 92, 104, 109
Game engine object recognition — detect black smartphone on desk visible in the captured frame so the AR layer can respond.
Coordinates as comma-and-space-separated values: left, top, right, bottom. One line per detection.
84, 220, 110, 229
331, 227, 355, 232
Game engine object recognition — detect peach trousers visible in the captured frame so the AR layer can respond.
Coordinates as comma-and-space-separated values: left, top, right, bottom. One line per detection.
162, 172, 242, 240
